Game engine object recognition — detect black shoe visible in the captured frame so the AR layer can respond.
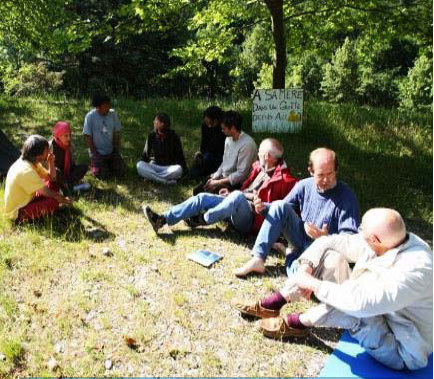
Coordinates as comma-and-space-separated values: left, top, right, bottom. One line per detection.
144, 206, 166, 233
184, 214, 207, 228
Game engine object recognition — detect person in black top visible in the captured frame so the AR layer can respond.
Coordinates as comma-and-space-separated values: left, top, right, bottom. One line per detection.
136, 112, 187, 184
189, 106, 226, 179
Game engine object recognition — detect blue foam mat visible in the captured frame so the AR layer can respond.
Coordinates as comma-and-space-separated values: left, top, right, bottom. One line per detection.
319, 331, 433, 378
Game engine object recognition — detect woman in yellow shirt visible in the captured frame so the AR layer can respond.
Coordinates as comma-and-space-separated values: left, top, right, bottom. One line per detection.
4, 135, 73, 222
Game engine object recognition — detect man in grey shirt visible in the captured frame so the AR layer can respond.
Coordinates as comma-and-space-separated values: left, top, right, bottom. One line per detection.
194, 110, 257, 195
83, 94, 126, 179
233, 208, 432, 370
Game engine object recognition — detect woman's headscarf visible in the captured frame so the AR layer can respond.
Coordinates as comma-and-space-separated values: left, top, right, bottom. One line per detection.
53, 121, 71, 177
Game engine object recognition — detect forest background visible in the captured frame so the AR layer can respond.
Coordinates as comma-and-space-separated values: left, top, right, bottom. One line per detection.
0, 0, 432, 109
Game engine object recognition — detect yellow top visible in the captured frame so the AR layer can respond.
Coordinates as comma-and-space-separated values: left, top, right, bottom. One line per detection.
4, 158, 49, 220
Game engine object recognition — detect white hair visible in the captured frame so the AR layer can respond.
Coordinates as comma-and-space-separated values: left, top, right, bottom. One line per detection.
259, 138, 283, 159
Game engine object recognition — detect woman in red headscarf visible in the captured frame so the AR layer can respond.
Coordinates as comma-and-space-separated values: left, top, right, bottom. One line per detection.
50, 121, 88, 193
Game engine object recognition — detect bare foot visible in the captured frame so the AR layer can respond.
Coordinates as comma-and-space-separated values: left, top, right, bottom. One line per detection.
233, 257, 266, 277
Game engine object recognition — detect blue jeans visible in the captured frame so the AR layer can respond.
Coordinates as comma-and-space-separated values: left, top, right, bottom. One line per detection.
164, 190, 254, 234
252, 200, 312, 269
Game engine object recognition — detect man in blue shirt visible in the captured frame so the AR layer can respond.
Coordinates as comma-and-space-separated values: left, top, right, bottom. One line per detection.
83, 94, 126, 179
234, 147, 359, 277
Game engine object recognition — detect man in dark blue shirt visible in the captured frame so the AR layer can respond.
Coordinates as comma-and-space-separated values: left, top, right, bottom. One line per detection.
234, 147, 359, 277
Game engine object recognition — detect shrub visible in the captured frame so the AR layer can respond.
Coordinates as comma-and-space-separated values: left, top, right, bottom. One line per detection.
287, 53, 324, 98
357, 67, 400, 107
2, 62, 64, 96
399, 54, 433, 111
321, 38, 359, 103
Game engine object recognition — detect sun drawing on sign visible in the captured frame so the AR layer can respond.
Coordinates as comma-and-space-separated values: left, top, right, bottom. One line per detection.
287, 110, 301, 122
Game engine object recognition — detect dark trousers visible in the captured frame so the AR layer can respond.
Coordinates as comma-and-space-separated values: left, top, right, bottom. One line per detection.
189, 152, 222, 179
91, 152, 126, 179
55, 164, 88, 192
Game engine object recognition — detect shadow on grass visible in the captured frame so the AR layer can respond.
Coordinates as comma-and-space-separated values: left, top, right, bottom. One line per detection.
17, 206, 114, 242
83, 183, 142, 214
156, 226, 256, 247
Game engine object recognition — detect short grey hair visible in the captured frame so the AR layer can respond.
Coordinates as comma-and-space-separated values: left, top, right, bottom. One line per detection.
259, 138, 284, 159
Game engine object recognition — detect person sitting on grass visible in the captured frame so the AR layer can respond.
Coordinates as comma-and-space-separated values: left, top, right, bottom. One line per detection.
144, 138, 297, 235
232, 208, 433, 371
83, 94, 126, 179
193, 110, 257, 195
190, 105, 226, 179
136, 112, 187, 185
234, 147, 359, 277
50, 121, 88, 194
4, 135, 73, 223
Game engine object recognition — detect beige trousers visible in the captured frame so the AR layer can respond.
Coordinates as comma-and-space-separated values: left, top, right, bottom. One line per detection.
279, 250, 409, 370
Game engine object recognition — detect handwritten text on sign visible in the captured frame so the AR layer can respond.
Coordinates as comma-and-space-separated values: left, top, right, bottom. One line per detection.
252, 88, 303, 133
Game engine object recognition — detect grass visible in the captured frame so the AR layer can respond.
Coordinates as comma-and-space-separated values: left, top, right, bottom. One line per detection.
0, 95, 432, 377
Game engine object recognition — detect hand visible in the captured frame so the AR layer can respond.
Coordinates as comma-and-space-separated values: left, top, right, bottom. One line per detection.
253, 190, 265, 214
58, 195, 73, 206
304, 222, 328, 239
219, 188, 229, 197
204, 179, 219, 191
299, 263, 313, 275
193, 151, 203, 164
294, 270, 320, 292
300, 288, 313, 300
47, 151, 55, 165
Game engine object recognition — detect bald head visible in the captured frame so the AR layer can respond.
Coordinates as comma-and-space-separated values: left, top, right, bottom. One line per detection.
308, 148, 338, 192
309, 148, 338, 171
361, 208, 406, 253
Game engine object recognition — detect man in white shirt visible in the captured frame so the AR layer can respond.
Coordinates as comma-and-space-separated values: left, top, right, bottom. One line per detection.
193, 110, 257, 195
233, 208, 432, 370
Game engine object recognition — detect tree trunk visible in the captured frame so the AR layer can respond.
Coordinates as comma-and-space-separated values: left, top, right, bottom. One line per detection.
264, 0, 286, 89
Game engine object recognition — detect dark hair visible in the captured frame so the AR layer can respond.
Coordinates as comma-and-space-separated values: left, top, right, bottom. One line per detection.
203, 106, 223, 122
22, 135, 49, 163
92, 94, 111, 108
155, 112, 171, 129
221, 110, 242, 131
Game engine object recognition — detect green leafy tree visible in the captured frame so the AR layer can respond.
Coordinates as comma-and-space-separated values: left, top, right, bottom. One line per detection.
321, 37, 359, 102
399, 54, 433, 110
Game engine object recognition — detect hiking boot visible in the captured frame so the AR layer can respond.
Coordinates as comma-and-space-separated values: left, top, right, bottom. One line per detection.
184, 214, 207, 228
260, 316, 309, 339
231, 299, 280, 319
144, 206, 166, 233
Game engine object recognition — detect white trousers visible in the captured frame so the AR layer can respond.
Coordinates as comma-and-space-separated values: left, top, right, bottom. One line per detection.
136, 161, 182, 184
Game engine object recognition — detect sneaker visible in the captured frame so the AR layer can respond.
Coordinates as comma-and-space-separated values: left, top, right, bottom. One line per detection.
184, 214, 207, 228
144, 206, 166, 233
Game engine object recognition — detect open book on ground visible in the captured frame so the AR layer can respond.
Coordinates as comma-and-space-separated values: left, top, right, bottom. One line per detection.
187, 250, 222, 267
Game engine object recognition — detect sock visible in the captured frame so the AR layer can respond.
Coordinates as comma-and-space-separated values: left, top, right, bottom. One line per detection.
261, 291, 287, 311
285, 312, 307, 329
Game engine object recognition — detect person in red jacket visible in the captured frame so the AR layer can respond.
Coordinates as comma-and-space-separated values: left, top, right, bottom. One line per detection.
144, 138, 297, 235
